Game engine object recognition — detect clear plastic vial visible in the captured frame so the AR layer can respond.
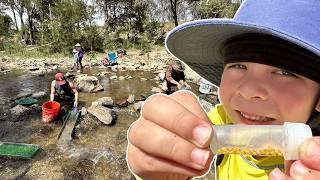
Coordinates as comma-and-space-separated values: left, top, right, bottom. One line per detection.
210, 122, 312, 160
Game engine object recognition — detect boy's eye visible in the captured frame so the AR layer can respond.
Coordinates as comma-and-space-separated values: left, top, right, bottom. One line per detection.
274, 69, 298, 77
227, 63, 247, 70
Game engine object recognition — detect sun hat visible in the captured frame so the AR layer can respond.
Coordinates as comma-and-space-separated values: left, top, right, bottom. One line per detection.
165, 0, 320, 86
55, 72, 66, 85
75, 43, 81, 47
72, 49, 77, 53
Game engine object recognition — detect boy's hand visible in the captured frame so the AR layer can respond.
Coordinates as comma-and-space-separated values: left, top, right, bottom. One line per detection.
127, 91, 214, 179
269, 137, 320, 180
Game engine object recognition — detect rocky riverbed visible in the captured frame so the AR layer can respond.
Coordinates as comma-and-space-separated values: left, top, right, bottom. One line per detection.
0, 48, 219, 179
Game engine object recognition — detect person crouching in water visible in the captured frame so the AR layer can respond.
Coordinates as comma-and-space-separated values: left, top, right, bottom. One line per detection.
165, 60, 191, 94
50, 72, 78, 108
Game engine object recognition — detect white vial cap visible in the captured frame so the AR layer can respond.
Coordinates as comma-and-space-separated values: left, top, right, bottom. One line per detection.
284, 122, 312, 160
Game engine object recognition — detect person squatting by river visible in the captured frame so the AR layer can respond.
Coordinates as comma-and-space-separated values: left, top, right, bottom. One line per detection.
165, 60, 191, 94
50, 72, 78, 108
127, 0, 320, 179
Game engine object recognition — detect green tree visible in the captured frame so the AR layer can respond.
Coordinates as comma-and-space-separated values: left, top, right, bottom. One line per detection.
196, 0, 240, 18
0, 13, 12, 35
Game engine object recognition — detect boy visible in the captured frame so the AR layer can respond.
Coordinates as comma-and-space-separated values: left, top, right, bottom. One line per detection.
71, 49, 79, 70
126, 0, 320, 179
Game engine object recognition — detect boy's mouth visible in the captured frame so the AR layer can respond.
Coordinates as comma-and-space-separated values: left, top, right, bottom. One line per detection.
237, 110, 275, 124
240, 112, 273, 121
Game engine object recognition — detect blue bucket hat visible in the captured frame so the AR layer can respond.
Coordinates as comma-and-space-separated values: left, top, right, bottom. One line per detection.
165, 0, 320, 86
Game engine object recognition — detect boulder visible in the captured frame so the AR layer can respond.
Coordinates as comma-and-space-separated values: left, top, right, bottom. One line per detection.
91, 97, 114, 107
127, 94, 135, 104
74, 76, 103, 92
87, 105, 115, 125
32, 91, 47, 99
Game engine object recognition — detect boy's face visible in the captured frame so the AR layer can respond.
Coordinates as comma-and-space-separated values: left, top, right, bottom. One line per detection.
219, 62, 320, 125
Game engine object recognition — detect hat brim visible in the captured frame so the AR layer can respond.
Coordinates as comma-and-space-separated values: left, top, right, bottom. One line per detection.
165, 19, 320, 87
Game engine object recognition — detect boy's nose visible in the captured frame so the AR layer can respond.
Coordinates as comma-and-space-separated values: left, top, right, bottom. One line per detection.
236, 77, 269, 101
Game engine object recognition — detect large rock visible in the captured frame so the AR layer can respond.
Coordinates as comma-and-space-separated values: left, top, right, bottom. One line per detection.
9, 104, 40, 121
87, 105, 115, 125
74, 76, 104, 92
32, 91, 47, 98
91, 97, 114, 107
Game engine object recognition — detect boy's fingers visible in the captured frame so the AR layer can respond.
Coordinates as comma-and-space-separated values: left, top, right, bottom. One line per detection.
269, 168, 292, 180
284, 160, 294, 175
299, 137, 320, 171
169, 91, 210, 121
142, 94, 213, 148
126, 143, 211, 178
289, 161, 320, 180
128, 118, 213, 170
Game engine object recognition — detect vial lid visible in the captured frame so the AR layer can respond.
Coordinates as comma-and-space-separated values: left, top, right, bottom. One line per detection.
284, 122, 312, 160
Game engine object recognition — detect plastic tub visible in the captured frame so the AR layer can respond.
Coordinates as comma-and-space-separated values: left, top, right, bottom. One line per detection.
199, 78, 213, 94
42, 101, 60, 123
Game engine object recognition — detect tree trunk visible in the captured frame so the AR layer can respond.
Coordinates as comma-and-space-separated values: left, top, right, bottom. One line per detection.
169, 0, 179, 26
10, 5, 19, 31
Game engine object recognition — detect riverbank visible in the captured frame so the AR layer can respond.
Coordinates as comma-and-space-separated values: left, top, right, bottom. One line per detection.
0, 47, 203, 85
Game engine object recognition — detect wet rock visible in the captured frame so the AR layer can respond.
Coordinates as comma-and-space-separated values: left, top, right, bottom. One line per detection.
127, 94, 135, 104
52, 65, 58, 70
74, 76, 103, 92
10, 105, 30, 120
87, 105, 115, 125
161, 81, 168, 91
118, 76, 125, 80
11, 92, 32, 101
110, 75, 117, 80
199, 99, 214, 112
79, 107, 87, 117
125, 75, 132, 79
158, 72, 165, 81
91, 97, 113, 107
32, 91, 47, 99
65, 72, 76, 78
30, 69, 46, 76
92, 84, 104, 92
75, 115, 101, 136
151, 87, 162, 93
115, 98, 128, 107
132, 101, 143, 112
111, 65, 118, 72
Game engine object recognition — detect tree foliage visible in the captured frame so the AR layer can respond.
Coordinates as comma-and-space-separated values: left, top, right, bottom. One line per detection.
0, 0, 242, 54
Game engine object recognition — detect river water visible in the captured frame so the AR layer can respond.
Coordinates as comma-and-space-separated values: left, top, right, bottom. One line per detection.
0, 68, 215, 179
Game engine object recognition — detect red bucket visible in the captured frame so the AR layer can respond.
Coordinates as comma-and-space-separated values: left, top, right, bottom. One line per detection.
42, 101, 60, 123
